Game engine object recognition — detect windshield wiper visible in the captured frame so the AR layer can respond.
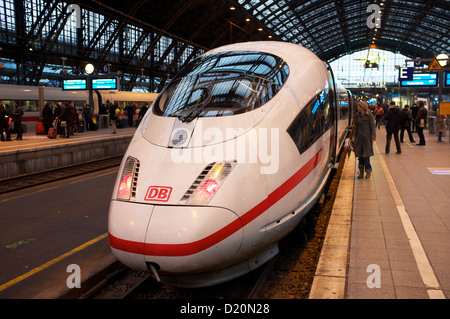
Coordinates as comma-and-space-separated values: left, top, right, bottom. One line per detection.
179, 87, 212, 123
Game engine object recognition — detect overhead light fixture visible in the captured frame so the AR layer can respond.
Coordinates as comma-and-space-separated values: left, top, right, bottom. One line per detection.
436, 53, 449, 67
230, 6, 235, 10
258, 28, 263, 31
85, 63, 94, 74
246, 18, 250, 22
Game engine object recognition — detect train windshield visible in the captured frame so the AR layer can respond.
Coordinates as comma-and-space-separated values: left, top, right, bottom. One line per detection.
153, 51, 289, 121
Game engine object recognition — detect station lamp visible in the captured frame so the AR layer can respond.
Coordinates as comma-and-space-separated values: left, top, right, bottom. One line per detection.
85, 63, 94, 74
436, 53, 448, 67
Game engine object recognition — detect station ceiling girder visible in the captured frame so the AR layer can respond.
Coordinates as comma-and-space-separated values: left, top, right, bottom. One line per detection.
0, 0, 448, 90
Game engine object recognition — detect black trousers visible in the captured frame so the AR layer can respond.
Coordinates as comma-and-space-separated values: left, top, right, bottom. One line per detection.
400, 126, 415, 142
386, 130, 401, 153
15, 120, 23, 139
417, 127, 426, 145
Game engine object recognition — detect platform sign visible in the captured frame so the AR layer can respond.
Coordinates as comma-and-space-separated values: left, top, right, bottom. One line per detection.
398, 67, 414, 81
400, 72, 438, 87
441, 102, 450, 115
92, 78, 118, 90
427, 57, 443, 71
100, 64, 110, 74
62, 79, 87, 90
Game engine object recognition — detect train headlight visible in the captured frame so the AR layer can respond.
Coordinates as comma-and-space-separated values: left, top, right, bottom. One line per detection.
117, 156, 140, 201
118, 174, 132, 197
181, 161, 235, 205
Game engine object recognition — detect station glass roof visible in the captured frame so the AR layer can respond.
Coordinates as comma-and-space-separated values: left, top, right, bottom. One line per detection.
236, 0, 449, 61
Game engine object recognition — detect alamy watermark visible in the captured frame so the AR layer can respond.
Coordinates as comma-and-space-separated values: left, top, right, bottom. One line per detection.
170, 122, 280, 175
366, 264, 381, 288
67, 4, 81, 29
66, 264, 81, 289
366, 4, 381, 29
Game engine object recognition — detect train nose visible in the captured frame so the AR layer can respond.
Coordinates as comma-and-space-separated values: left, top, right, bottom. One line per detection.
143, 205, 243, 273
108, 200, 244, 274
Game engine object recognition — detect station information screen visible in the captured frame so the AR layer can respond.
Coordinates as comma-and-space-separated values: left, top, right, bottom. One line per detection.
445, 72, 450, 87
400, 72, 438, 87
92, 78, 118, 90
62, 79, 87, 90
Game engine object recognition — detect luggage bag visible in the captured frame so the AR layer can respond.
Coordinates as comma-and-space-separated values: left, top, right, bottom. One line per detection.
47, 119, 58, 139
47, 127, 57, 139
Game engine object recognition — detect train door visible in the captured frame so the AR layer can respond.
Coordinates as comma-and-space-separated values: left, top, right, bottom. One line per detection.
325, 62, 338, 166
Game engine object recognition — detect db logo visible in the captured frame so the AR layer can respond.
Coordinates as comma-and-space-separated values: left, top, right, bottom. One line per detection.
145, 186, 172, 202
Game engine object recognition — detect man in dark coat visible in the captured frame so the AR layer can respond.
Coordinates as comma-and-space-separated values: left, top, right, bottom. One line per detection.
12, 102, 24, 140
82, 105, 93, 131
400, 105, 415, 143
415, 101, 428, 145
384, 101, 402, 154
410, 103, 419, 133
42, 103, 54, 134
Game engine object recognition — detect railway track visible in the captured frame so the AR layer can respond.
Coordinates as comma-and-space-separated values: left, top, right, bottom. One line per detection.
0, 156, 123, 194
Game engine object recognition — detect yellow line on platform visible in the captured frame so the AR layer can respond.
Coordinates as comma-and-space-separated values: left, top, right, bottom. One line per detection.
0, 232, 108, 292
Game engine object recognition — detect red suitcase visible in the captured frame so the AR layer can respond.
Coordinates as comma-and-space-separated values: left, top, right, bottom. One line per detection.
35, 121, 45, 135
47, 127, 57, 139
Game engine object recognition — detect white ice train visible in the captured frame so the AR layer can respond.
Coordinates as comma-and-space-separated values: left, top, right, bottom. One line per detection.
108, 41, 352, 287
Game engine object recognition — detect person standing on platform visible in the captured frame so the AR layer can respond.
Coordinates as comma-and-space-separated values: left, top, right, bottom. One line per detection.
374, 103, 384, 129
400, 105, 415, 143
42, 103, 53, 134
385, 101, 402, 154
82, 104, 93, 131
437, 113, 447, 142
415, 101, 428, 146
0, 104, 7, 141
111, 103, 120, 134
0, 104, 12, 141
353, 101, 376, 179
124, 103, 135, 127
61, 103, 72, 138
410, 103, 418, 133
12, 102, 23, 140
54, 102, 63, 135
68, 103, 78, 136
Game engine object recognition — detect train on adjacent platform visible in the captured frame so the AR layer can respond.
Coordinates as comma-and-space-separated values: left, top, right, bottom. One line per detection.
108, 41, 353, 287
0, 84, 158, 130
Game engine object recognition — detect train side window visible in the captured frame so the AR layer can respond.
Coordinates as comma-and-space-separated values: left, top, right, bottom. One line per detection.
287, 88, 330, 155
287, 107, 312, 155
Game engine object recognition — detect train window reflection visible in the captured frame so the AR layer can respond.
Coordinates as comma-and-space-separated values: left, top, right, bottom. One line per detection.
287, 88, 331, 154
153, 51, 289, 120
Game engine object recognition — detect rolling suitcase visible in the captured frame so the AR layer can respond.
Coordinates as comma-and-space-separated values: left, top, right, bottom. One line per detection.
47, 127, 57, 139
47, 119, 58, 139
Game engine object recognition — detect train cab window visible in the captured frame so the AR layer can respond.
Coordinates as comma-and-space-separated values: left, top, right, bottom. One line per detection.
153, 51, 289, 122
287, 88, 330, 154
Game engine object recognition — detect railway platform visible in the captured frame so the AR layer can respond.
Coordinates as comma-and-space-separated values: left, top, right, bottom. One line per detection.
310, 128, 450, 299
0, 126, 136, 180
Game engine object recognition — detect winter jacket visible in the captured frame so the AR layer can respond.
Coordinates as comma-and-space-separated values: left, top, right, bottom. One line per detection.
415, 106, 428, 128
385, 106, 402, 133
400, 108, 413, 128
353, 111, 376, 158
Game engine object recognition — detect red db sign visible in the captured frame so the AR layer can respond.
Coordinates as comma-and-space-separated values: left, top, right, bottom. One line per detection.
145, 186, 172, 202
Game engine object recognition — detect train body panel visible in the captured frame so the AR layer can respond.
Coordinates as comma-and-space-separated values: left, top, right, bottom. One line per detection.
108, 41, 352, 287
